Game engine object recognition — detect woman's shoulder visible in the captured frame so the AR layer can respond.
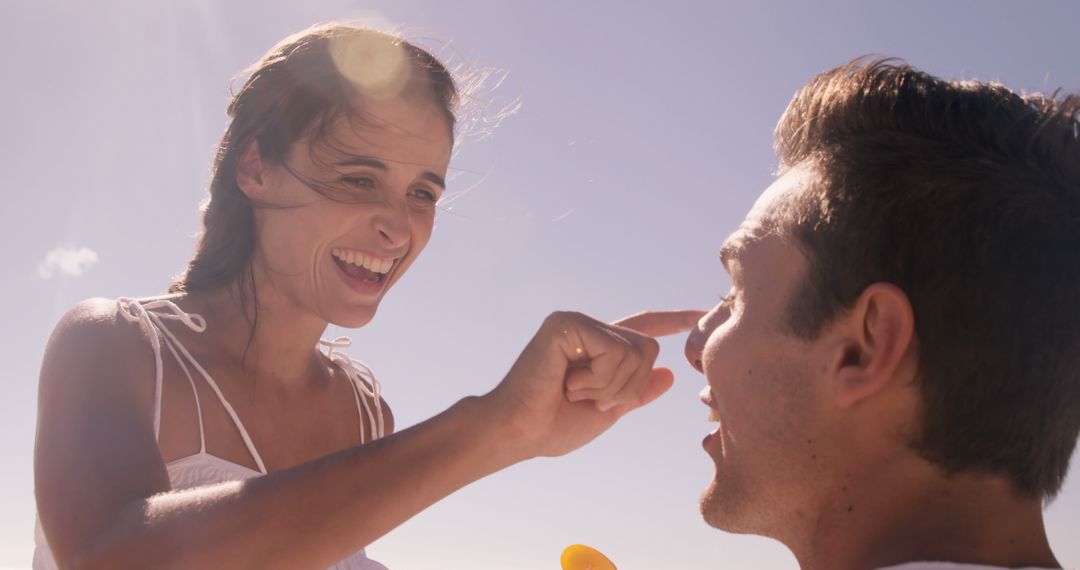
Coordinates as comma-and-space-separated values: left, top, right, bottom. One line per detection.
42, 297, 159, 391
50, 297, 157, 345
346, 357, 395, 434
52, 295, 185, 338
50, 297, 130, 346
322, 349, 396, 436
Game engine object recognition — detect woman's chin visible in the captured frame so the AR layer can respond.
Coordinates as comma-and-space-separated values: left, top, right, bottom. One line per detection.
335, 313, 376, 329
328, 305, 378, 329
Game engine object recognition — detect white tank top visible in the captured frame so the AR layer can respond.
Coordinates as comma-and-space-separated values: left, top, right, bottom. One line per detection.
33, 298, 390, 569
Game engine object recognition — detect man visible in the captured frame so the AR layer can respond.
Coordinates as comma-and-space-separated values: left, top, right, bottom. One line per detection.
683, 58, 1080, 569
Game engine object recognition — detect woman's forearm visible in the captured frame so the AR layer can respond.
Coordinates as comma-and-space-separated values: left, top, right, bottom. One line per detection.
71, 396, 521, 570
58, 310, 674, 569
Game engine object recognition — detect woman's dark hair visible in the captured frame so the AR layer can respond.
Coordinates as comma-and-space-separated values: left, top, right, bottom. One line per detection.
171, 23, 458, 295
773, 57, 1080, 499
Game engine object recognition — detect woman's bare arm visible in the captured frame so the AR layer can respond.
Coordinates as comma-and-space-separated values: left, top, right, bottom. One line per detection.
36, 301, 694, 569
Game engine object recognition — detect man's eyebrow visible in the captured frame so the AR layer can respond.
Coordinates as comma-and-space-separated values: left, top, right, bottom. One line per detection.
719, 239, 743, 271
335, 155, 446, 189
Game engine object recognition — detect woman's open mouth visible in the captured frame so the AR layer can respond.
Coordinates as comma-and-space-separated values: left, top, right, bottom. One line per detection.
331, 247, 396, 293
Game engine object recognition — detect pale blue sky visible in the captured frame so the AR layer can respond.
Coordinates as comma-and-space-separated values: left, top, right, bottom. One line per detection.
2, 1, 1078, 568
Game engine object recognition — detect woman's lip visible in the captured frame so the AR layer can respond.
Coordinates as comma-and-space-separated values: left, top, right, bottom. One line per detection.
332, 256, 387, 295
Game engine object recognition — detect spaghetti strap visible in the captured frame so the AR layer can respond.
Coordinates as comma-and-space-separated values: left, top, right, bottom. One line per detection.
118, 298, 206, 440
117, 298, 268, 475
345, 371, 366, 441
320, 337, 385, 442
118, 298, 383, 476
161, 338, 208, 452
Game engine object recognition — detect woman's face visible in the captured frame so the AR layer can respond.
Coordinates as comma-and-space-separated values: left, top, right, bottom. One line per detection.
249, 96, 452, 328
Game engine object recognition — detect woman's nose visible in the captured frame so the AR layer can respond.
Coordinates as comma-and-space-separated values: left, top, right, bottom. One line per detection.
373, 202, 410, 248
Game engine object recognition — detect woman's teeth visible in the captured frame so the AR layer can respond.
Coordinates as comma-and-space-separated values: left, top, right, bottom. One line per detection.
331, 248, 394, 274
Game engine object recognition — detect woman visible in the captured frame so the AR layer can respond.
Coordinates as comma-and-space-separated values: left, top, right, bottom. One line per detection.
33, 23, 698, 569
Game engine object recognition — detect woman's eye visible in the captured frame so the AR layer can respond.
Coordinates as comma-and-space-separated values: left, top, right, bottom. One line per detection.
409, 187, 439, 204
340, 176, 376, 189
719, 291, 736, 307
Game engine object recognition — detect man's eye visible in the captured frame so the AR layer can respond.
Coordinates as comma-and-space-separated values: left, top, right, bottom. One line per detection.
719, 291, 736, 307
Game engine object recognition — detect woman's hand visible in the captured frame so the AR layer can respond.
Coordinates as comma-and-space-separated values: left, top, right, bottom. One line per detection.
482, 309, 705, 460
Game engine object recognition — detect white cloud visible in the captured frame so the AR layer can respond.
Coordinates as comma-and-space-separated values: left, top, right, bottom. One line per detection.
37, 245, 99, 279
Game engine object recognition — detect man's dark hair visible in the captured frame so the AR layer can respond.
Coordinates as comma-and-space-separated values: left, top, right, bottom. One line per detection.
773, 57, 1080, 499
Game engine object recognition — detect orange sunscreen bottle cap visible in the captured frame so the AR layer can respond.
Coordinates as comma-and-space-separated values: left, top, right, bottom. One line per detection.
560, 544, 617, 570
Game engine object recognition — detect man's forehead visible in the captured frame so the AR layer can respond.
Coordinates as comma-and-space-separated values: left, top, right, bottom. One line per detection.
720, 166, 813, 268
747, 166, 812, 222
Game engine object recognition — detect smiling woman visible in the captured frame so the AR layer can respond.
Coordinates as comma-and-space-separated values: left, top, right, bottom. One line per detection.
31, 22, 695, 570
170, 24, 455, 329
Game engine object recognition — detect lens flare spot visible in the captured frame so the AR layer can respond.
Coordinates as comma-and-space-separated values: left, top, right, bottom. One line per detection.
329, 33, 411, 99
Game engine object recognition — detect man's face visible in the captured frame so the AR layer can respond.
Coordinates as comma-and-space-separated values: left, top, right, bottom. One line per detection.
684, 168, 834, 535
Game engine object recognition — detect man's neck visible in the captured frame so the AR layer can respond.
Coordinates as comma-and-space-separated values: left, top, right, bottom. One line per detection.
792, 460, 1059, 570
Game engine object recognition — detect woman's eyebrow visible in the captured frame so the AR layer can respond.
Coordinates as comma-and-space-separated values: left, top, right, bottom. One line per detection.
422, 172, 446, 189
335, 155, 446, 189
336, 155, 388, 170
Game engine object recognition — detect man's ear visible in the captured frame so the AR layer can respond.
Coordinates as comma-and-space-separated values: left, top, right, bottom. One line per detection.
236, 141, 269, 200
827, 283, 915, 409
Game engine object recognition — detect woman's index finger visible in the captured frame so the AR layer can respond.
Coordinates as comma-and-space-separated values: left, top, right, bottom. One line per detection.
612, 310, 707, 337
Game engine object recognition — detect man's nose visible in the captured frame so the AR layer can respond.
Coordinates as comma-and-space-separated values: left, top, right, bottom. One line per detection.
684, 306, 725, 373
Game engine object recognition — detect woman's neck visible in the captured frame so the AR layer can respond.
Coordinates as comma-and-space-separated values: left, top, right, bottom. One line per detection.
178, 280, 330, 388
